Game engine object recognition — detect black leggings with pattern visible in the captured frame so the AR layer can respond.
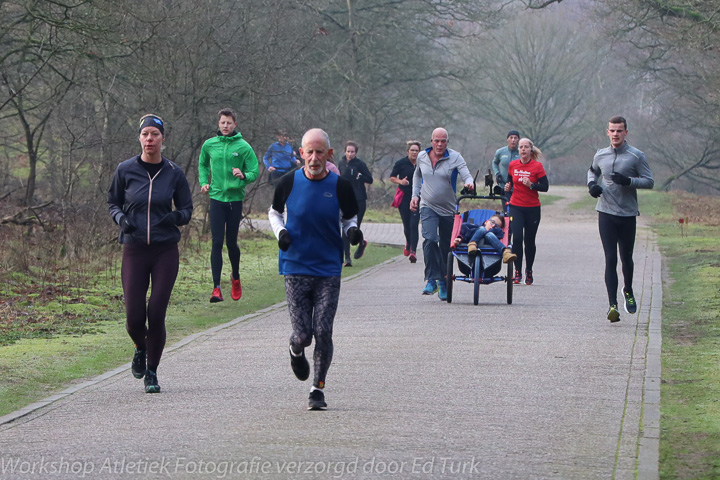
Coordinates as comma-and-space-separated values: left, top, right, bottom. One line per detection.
285, 275, 341, 389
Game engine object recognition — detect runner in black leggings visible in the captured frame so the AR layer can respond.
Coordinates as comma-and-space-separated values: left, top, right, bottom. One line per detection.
505, 138, 548, 285
108, 114, 193, 393
209, 199, 243, 294
588, 116, 654, 322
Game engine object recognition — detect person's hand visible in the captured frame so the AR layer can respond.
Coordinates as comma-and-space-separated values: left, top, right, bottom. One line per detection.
504, 182, 511, 192
464, 182, 474, 191
232, 168, 245, 180
347, 226, 363, 246
159, 211, 182, 227
278, 229, 291, 251
410, 197, 419, 212
609, 172, 631, 186
520, 176, 531, 187
588, 181, 603, 198
268, 166, 276, 172
401, 176, 409, 186
119, 215, 136, 234
454, 236, 462, 247
496, 174, 504, 186
201, 184, 210, 194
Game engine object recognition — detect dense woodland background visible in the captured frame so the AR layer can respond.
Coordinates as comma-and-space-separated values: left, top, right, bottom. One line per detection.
1, 0, 718, 262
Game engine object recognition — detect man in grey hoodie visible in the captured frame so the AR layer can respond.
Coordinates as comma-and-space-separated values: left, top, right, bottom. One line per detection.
411, 127, 474, 300
587, 116, 654, 323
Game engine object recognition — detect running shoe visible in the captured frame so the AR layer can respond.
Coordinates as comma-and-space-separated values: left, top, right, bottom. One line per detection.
131, 348, 146, 379
210, 287, 223, 303
422, 280, 438, 295
438, 280, 447, 301
344, 260, 352, 267
513, 270, 522, 284
144, 370, 161, 393
408, 252, 417, 264
607, 304, 621, 323
403, 245, 410, 256
308, 389, 327, 410
623, 288, 637, 314
231, 275, 242, 301
353, 240, 368, 259
289, 346, 310, 381
525, 269, 533, 285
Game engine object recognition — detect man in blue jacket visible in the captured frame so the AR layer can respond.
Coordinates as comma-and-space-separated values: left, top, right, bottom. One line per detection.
263, 130, 301, 185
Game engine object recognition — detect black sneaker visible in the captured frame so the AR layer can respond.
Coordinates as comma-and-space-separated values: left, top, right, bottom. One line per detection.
290, 347, 310, 381
607, 304, 620, 323
353, 240, 368, 260
131, 348, 146, 379
513, 270, 522, 284
525, 269, 533, 285
308, 389, 327, 410
623, 288, 637, 314
144, 370, 161, 393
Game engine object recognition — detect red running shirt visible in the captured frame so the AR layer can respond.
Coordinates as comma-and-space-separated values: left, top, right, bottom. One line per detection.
508, 159, 546, 208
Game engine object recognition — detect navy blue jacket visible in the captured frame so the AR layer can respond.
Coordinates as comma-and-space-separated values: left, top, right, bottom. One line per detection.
108, 156, 193, 245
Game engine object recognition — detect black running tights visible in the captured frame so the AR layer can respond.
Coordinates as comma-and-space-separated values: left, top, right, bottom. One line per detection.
209, 199, 243, 287
121, 243, 179, 371
285, 275, 341, 389
509, 204, 542, 272
598, 212, 636, 306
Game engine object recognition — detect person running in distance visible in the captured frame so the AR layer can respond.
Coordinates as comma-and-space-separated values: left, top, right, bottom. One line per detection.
198, 108, 259, 303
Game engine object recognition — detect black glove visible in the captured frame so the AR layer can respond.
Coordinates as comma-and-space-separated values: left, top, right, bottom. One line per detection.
609, 172, 631, 186
159, 211, 183, 227
119, 215, 136, 234
496, 174, 504, 186
278, 229, 291, 251
588, 182, 603, 198
347, 226, 363, 246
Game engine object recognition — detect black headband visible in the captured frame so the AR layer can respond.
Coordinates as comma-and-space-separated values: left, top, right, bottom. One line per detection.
139, 116, 164, 135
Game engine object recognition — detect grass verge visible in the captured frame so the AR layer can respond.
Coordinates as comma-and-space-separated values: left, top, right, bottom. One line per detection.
572, 189, 720, 479
0, 230, 401, 417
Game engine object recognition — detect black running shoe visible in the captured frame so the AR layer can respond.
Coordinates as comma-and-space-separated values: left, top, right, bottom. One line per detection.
131, 348, 146, 379
623, 288, 637, 314
513, 270, 522, 284
525, 269, 533, 285
308, 389, 327, 410
353, 240, 368, 260
144, 370, 161, 393
607, 304, 620, 323
290, 347, 310, 381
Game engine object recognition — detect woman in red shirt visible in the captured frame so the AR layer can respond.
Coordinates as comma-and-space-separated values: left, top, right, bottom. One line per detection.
504, 138, 549, 285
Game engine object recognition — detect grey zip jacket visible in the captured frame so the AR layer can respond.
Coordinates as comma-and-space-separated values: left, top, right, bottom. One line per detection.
412, 147, 473, 217
587, 141, 654, 217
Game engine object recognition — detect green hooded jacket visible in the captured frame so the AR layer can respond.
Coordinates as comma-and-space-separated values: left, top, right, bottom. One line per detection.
198, 131, 259, 202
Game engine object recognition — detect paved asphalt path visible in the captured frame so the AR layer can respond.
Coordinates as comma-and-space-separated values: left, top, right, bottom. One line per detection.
0, 186, 661, 479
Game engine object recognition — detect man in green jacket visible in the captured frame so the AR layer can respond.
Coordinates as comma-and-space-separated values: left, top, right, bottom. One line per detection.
199, 108, 259, 302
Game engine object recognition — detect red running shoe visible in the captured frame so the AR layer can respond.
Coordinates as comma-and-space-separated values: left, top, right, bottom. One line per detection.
210, 287, 223, 303
513, 270, 522, 284
403, 244, 410, 256
231, 275, 242, 300
408, 252, 417, 263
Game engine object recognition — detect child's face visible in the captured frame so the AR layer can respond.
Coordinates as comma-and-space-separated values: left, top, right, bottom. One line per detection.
486, 217, 501, 229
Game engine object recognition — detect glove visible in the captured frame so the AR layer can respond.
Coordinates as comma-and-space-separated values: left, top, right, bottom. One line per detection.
119, 215, 136, 234
347, 226, 363, 246
159, 211, 183, 226
496, 174, 504, 186
278, 229, 291, 251
588, 182, 603, 198
609, 172, 631, 186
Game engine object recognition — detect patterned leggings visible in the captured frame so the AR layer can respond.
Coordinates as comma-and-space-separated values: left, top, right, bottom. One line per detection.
284, 275, 341, 388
